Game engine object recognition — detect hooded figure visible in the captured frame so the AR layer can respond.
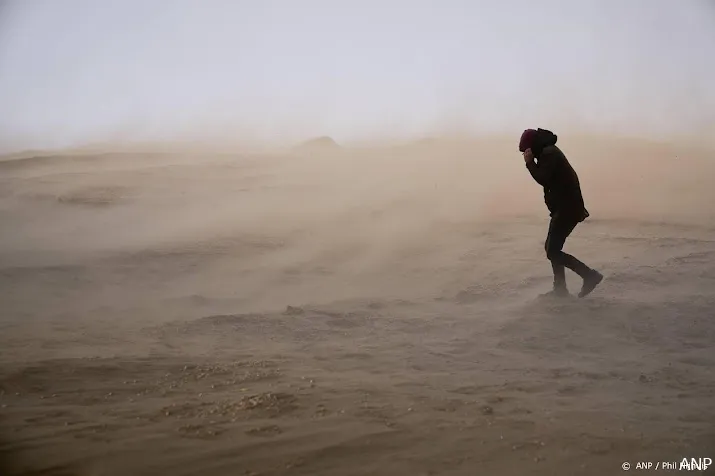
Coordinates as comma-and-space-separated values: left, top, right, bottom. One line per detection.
520, 128, 603, 298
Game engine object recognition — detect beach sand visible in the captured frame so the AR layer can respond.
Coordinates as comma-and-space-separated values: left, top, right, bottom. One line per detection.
1, 137, 714, 475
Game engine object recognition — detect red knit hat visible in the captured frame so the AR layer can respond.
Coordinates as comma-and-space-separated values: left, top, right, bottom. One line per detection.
519, 129, 537, 152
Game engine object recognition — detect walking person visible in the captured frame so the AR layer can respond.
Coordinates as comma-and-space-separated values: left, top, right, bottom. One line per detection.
519, 128, 603, 297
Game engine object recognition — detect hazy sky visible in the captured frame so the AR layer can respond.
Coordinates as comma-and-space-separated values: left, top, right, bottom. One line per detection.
1, 0, 714, 151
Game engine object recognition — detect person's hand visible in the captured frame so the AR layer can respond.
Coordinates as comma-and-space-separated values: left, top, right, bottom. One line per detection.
522, 148, 534, 163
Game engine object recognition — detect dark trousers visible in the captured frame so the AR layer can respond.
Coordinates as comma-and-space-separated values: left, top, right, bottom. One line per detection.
545, 214, 592, 289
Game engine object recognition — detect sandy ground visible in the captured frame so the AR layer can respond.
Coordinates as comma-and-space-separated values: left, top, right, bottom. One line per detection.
1, 137, 714, 475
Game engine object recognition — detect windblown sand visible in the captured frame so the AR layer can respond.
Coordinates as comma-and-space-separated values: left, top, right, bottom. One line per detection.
1, 137, 714, 475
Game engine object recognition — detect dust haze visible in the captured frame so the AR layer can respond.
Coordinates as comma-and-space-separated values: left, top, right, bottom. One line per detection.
1, 1, 715, 475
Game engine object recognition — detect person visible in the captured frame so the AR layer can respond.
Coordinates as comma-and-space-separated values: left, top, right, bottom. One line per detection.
519, 128, 603, 298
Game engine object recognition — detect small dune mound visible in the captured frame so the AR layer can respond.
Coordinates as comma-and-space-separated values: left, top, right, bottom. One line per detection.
56, 186, 129, 207
293, 136, 340, 154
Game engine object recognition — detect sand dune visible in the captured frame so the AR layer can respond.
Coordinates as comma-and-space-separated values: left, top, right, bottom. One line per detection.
1, 136, 714, 475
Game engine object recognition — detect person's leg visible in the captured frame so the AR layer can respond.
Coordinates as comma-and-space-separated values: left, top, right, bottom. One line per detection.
545, 215, 603, 297
560, 249, 592, 279
551, 259, 567, 290
544, 217, 574, 295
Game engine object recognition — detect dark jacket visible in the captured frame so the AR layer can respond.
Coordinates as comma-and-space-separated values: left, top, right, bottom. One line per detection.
525, 129, 589, 221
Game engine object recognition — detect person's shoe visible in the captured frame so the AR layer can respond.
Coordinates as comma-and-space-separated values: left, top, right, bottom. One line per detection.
578, 270, 604, 298
539, 287, 571, 298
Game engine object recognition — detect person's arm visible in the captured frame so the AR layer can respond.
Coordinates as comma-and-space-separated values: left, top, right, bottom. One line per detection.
525, 148, 558, 186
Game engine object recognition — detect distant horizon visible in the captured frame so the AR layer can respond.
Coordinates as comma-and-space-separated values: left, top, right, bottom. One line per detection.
2, 128, 712, 161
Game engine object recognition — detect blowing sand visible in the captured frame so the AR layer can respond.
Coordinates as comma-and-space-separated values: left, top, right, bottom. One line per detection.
1, 136, 714, 475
